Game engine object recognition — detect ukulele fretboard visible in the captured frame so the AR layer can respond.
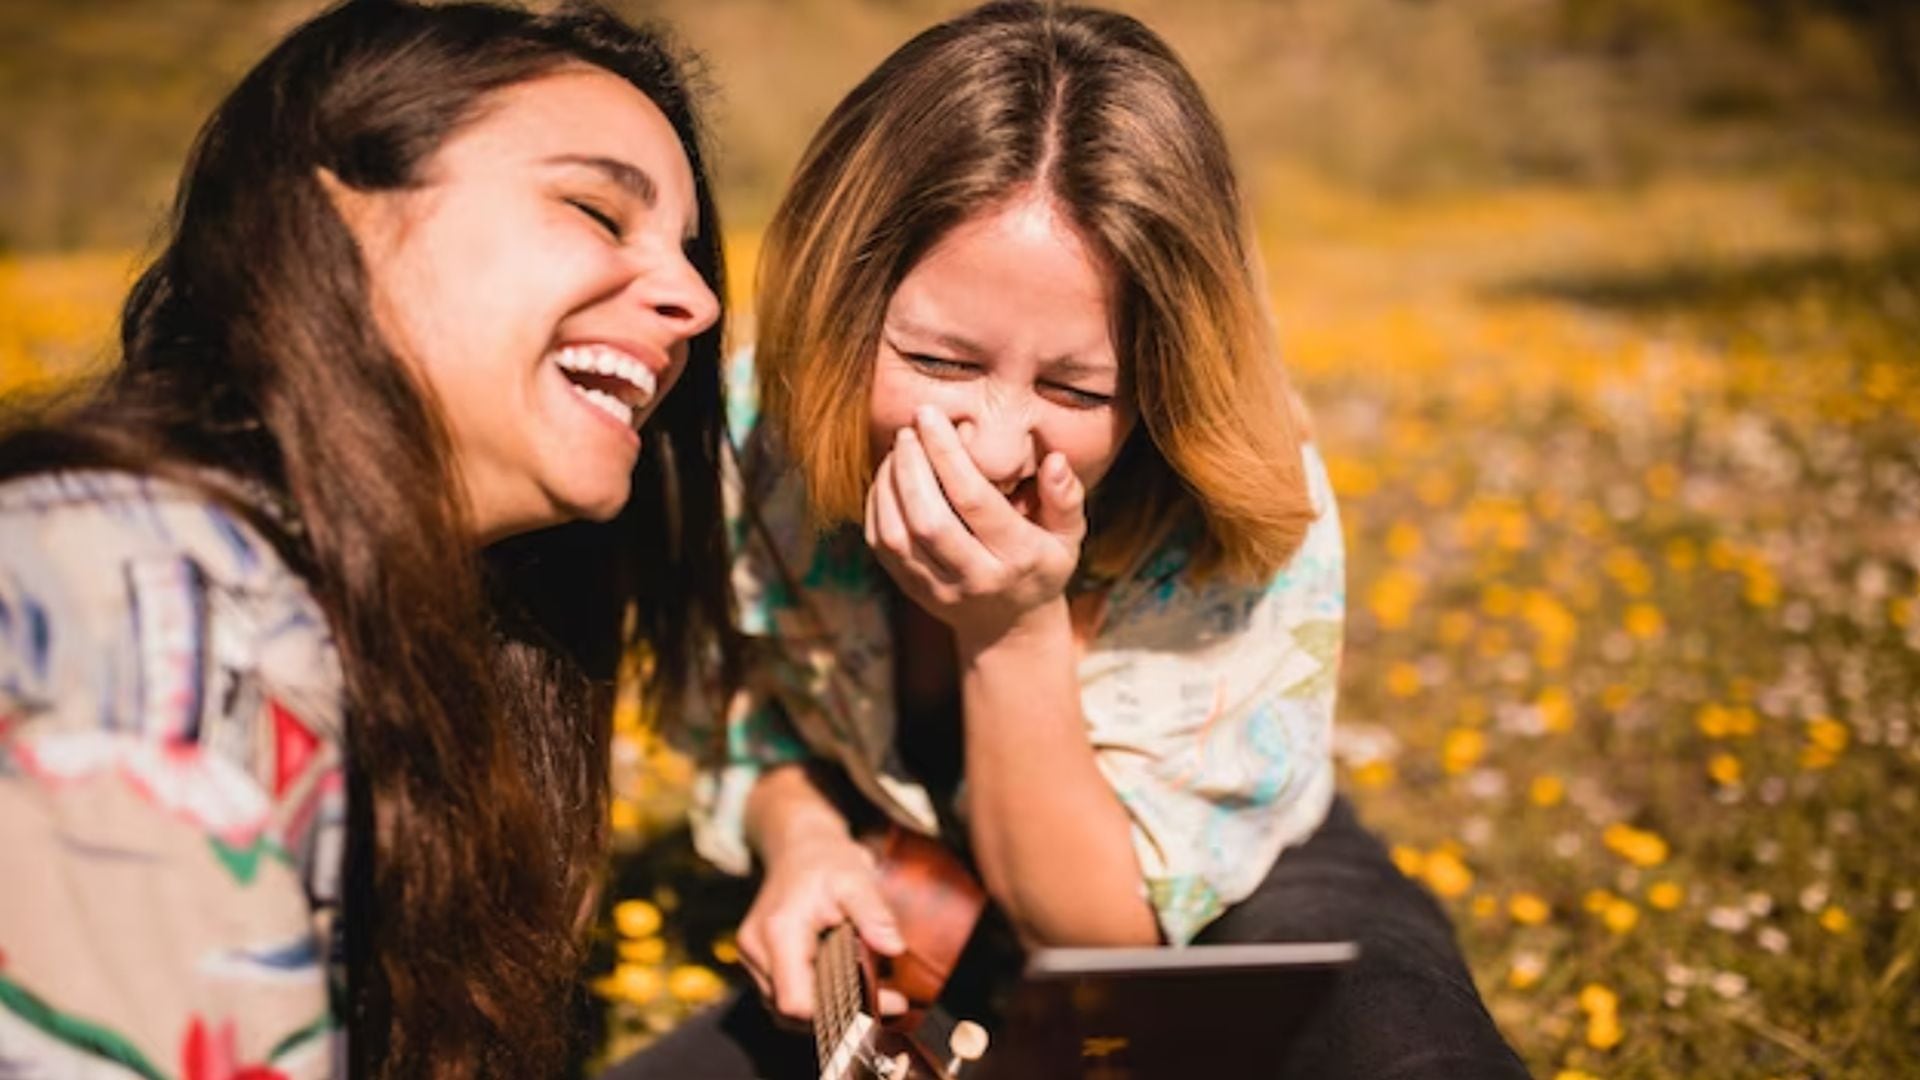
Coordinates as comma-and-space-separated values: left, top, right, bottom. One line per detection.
814, 923, 875, 1080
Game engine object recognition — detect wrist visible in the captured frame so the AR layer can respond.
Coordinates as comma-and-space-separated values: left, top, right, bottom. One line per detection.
746, 765, 851, 867
955, 595, 1072, 664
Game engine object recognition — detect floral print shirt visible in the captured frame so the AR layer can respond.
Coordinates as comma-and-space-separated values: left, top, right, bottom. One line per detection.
688, 357, 1347, 945
0, 471, 345, 1079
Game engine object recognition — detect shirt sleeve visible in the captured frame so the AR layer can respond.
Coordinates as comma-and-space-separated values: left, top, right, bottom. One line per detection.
0, 493, 336, 1077
1080, 443, 1346, 945
681, 370, 817, 875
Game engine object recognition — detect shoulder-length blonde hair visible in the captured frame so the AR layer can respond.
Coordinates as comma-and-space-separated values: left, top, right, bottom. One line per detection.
756, 0, 1313, 582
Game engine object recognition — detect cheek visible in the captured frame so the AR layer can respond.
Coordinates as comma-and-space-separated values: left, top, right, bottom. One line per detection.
1055, 411, 1135, 490
866, 361, 939, 458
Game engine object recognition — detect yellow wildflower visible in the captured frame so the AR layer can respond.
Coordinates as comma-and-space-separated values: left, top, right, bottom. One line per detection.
1807, 717, 1849, 753
1529, 775, 1566, 807
1664, 537, 1698, 573
1368, 567, 1424, 630
711, 935, 741, 965
1555, 1071, 1602, 1080
1441, 728, 1485, 775
1578, 983, 1618, 1015
1386, 521, 1423, 561
596, 963, 664, 1006
1602, 824, 1670, 868
1438, 609, 1476, 645
1602, 899, 1640, 934
1893, 596, 1913, 629
1583, 888, 1616, 913
1481, 582, 1519, 619
1819, 906, 1852, 934
609, 798, 641, 834
1586, 1008, 1623, 1050
1644, 462, 1680, 501
1472, 895, 1498, 919
1624, 603, 1665, 640
1507, 953, 1545, 990
1387, 662, 1423, 699
1742, 563, 1780, 608
1707, 752, 1742, 785
618, 937, 666, 965
667, 964, 727, 1006
1508, 892, 1551, 925
1536, 687, 1575, 733
613, 899, 663, 940
1390, 845, 1426, 878
1351, 758, 1396, 789
1599, 684, 1634, 713
1423, 849, 1474, 899
1646, 881, 1684, 911
1603, 549, 1652, 596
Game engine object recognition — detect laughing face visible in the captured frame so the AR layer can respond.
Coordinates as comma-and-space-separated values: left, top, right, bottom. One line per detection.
329, 66, 719, 542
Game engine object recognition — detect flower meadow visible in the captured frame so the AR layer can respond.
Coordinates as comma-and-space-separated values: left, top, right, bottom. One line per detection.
5, 170, 1915, 1079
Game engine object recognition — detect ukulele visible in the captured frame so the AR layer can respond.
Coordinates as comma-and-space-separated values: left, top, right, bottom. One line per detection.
812, 827, 994, 1080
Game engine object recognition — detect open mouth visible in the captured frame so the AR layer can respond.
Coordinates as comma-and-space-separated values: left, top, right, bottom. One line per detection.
551, 344, 658, 430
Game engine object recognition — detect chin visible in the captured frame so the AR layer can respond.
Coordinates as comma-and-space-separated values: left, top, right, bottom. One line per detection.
552, 478, 633, 525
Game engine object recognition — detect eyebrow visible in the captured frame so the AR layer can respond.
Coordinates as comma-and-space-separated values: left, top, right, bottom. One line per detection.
544, 153, 657, 208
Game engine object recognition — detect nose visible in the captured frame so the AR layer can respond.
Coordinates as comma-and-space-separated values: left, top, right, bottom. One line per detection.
636, 252, 721, 344
955, 410, 1038, 490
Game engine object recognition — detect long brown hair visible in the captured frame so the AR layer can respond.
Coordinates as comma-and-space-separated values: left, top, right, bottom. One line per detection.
756, 0, 1314, 581
0, 1, 733, 1074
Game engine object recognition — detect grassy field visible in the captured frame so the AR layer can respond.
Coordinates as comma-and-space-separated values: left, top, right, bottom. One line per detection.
5, 167, 1916, 1080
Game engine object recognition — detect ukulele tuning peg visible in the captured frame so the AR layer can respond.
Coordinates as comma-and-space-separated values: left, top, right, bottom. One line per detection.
943, 1020, 989, 1076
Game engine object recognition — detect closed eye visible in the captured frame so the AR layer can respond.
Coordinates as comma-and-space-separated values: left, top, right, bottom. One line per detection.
567, 197, 624, 240
904, 353, 979, 378
1044, 383, 1114, 409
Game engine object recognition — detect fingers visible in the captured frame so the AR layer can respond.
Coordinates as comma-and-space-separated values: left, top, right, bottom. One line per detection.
891, 428, 992, 581
836, 876, 905, 958
911, 406, 1025, 543
1032, 450, 1087, 543
764, 912, 818, 1020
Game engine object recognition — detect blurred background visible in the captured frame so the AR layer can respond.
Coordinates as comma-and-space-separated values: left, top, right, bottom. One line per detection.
4, 1, 1918, 1077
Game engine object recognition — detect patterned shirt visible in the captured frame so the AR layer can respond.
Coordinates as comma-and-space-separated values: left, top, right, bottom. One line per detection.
687, 357, 1346, 945
0, 470, 345, 1079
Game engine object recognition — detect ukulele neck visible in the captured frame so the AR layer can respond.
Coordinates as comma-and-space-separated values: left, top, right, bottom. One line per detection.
814, 923, 881, 1080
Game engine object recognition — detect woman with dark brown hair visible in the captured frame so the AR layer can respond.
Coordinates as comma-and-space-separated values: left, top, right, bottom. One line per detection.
0, 1, 733, 1075
617, 2, 1528, 1077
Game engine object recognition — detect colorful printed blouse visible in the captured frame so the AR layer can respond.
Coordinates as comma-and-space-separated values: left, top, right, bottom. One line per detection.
0, 471, 345, 1079
688, 357, 1347, 946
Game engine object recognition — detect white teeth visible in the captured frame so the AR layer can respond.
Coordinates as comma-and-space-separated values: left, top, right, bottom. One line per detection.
551, 343, 659, 412
572, 384, 634, 428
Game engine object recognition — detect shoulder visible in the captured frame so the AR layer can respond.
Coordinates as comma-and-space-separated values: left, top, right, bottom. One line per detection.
0, 468, 342, 747
0, 468, 293, 590
1098, 442, 1343, 647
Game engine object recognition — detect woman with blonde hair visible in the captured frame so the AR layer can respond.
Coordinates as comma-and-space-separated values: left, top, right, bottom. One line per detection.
624, 2, 1526, 1076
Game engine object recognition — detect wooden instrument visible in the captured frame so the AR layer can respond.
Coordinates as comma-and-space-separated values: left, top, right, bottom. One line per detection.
812, 827, 993, 1080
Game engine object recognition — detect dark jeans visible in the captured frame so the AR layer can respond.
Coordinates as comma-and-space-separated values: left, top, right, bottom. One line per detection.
605, 797, 1530, 1079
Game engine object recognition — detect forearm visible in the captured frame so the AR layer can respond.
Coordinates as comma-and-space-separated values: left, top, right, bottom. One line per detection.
957, 599, 1159, 947
745, 762, 851, 870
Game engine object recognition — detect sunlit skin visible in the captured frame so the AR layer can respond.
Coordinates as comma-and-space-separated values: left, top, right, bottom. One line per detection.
327, 68, 719, 543
738, 193, 1160, 1024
